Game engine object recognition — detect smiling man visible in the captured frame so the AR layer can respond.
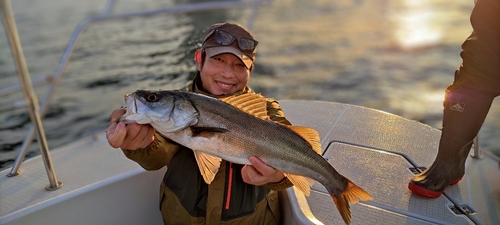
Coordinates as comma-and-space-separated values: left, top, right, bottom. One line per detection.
196, 23, 255, 95
106, 22, 295, 225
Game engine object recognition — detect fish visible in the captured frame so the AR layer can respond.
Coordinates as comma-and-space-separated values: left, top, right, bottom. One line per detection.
119, 89, 372, 225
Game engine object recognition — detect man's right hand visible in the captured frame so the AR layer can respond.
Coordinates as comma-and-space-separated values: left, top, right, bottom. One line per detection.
106, 108, 155, 150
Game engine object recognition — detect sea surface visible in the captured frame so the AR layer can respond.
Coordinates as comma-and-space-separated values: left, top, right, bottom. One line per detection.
1, 0, 499, 169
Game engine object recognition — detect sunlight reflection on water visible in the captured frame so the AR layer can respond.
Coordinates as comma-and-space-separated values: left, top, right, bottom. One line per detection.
393, 0, 443, 50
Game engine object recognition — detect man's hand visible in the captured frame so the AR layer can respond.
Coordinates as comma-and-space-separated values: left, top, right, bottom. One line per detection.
106, 108, 155, 150
241, 156, 285, 186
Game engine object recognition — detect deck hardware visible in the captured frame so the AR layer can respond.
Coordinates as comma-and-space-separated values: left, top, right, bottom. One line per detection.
408, 166, 427, 174
470, 136, 482, 159
449, 204, 477, 216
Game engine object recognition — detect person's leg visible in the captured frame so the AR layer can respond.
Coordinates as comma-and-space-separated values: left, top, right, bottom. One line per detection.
408, 0, 500, 198
409, 88, 493, 198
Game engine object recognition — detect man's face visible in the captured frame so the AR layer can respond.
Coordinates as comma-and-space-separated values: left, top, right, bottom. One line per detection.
199, 53, 251, 95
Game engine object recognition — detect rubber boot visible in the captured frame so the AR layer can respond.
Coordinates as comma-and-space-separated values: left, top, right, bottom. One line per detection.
408, 90, 493, 198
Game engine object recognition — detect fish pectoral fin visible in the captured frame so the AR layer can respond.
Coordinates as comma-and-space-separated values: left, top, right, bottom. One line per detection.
191, 127, 228, 138
284, 126, 322, 154
193, 150, 222, 184
285, 173, 315, 196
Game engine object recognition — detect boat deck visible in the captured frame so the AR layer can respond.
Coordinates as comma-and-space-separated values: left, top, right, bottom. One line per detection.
1, 100, 498, 225
280, 100, 500, 225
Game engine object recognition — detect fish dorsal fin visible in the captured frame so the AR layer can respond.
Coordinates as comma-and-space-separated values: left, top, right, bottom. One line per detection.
285, 126, 323, 154
285, 173, 316, 196
219, 93, 270, 120
193, 150, 222, 184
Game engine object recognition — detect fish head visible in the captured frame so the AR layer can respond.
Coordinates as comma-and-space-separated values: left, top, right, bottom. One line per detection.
119, 90, 199, 133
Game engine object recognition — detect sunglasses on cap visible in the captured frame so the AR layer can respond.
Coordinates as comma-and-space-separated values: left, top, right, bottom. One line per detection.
203, 29, 258, 54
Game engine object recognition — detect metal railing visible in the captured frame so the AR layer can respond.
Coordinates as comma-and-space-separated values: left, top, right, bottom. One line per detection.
1, 0, 62, 190
1, 0, 269, 189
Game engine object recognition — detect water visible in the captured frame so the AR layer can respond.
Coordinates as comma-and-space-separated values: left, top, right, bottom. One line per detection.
1, 0, 499, 169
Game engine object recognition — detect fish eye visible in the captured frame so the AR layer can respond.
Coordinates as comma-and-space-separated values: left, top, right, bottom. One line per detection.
146, 93, 158, 102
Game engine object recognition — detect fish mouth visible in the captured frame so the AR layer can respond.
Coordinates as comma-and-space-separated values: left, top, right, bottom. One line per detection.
119, 92, 138, 123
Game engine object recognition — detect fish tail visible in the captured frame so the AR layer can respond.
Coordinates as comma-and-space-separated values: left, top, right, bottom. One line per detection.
330, 178, 372, 225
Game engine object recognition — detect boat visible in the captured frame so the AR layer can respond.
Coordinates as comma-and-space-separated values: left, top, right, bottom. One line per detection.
1, 0, 499, 224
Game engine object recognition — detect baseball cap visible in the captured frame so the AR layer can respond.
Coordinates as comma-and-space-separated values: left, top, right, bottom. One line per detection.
201, 22, 257, 68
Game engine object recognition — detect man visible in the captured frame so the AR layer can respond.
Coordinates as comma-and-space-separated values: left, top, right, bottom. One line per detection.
106, 22, 294, 224
409, 0, 500, 198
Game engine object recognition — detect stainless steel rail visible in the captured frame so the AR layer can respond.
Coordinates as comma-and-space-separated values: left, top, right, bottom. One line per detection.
1, 0, 268, 186
0, 0, 62, 190
0, 75, 52, 97
4, 0, 119, 179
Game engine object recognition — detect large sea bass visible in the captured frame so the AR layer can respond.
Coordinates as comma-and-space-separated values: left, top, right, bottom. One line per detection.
119, 90, 372, 224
